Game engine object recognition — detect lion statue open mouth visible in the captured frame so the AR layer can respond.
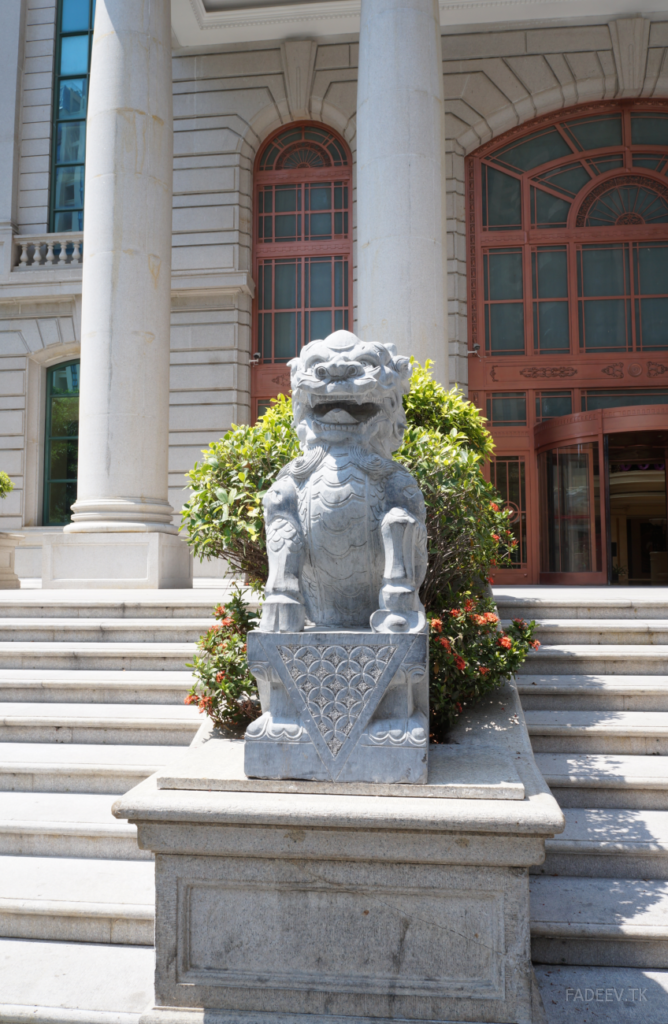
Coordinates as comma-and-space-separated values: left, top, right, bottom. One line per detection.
258, 330, 428, 635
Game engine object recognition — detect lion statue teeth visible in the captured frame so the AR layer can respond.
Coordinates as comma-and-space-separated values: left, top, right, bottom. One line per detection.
259, 330, 428, 635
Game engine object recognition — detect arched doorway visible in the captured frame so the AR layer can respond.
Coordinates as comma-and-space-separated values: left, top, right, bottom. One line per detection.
467, 100, 668, 584
251, 123, 353, 418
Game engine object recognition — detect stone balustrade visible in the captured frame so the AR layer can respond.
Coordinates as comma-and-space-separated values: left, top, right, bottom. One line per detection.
14, 233, 83, 270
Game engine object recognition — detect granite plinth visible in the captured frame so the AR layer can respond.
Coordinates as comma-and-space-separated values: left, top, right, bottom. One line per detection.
245, 629, 428, 784
156, 726, 525, 800
114, 679, 563, 1024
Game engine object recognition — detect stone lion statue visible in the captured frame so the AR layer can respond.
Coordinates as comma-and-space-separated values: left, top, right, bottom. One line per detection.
259, 330, 428, 634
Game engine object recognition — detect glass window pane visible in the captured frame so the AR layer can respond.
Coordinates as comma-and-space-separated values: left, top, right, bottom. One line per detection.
582, 299, 629, 351
274, 312, 298, 359
580, 245, 627, 296
489, 304, 525, 353
274, 262, 297, 308
536, 392, 572, 420
308, 311, 332, 342
60, 35, 89, 75
275, 186, 298, 212
53, 210, 83, 232
62, 0, 90, 31
49, 438, 79, 479
583, 389, 668, 410
308, 260, 332, 308
53, 166, 85, 210
565, 115, 622, 150
482, 166, 521, 229
308, 187, 331, 211
534, 247, 568, 298
56, 122, 86, 163
488, 393, 526, 425
51, 362, 79, 393
50, 396, 79, 437
638, 298, 668, 350
58, 79, 87, 119
308, 213, 332, 238
536, 301, 570, 352
487, 249, 523, 300
47, 482, 77, 526
637, 243, 668, 296
586, 185, 668, 226
631, 114, 668, 147
534, 162, 590, 197
274, 215, 298, 239
494, 128, 572, 172
532, 187, 571, 227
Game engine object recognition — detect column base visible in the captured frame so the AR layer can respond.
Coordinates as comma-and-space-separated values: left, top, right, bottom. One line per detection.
42, 531, 193, 589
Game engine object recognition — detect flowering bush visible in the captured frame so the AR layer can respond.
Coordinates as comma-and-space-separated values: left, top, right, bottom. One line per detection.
185, 587, 261, 732
0, 472, 14, 500
429, 595, 539, 741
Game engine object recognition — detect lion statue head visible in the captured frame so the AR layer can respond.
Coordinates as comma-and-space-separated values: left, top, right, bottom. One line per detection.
288, 330, 412, 458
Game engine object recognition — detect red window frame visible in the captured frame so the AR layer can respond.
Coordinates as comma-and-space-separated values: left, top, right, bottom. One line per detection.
251, 122, 353, 420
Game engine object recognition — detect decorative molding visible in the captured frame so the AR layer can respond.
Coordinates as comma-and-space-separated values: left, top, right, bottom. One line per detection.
519, 366, 577, 379
628, 362, 643, 377
271, 370, 291, 388
648, 361, 668, 378
609, 16, 650, 98
576, 173, 668, 226
602, 362, 624, 378
280, 41, 317, 121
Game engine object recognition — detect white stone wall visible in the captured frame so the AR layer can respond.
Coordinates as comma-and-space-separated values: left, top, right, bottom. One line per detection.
2, 6, 668, 544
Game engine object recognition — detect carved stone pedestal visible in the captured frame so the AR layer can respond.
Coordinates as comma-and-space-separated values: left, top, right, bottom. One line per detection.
114, 680, 564, 1024
245, 629, 428, 784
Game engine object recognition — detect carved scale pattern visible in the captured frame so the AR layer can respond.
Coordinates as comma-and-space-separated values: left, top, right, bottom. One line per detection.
278, 644, 394, 756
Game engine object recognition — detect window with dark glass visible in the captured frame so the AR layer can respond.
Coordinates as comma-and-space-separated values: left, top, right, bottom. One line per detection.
485, 393, 527, 426
490, 456, 527, 566
254, 125, 352, 366
536, 391, 573, 421
473, 105, 668, 356
50, 0, 95, 232
44, 361, 79, 525
582, 389, 668, 411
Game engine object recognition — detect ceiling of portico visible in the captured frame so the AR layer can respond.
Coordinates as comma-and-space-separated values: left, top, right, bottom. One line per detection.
171, 0, 666, 48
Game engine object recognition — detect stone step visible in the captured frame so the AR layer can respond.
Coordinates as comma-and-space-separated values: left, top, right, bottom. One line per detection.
0, 642, 195, 670
0, 855, 154, 945
0, 588, 234, 619
534, 964, 668, 1022
495, 586, 668, 621
0, 669, 193, 704
526, 711, 668, 755
0, 792, 149, 860
536, 753, 668, 810
534, 809, 668, 879
514, 619, 668, 645
518, 675, 668, 712
0, 618, 210, 643
0, 702, 200, 745
0, 743, 182, 793
516, 645, 668, 676
531, 875, 668, 968
0, 937, 153, 1024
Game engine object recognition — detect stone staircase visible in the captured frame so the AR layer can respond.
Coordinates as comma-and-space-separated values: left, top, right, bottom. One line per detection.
498, 586, 668, 1020
0, 589, 220, 1024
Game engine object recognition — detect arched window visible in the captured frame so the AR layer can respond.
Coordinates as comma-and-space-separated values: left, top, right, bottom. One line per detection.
469, 102, 668, 358
251, 124, 353, 417
43, 360, 79, 525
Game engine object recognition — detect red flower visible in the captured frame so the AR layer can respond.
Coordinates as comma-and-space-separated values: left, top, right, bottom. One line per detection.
487, 577, 495, 584
449, 608, 461, 618
220, 617, 233, 627
479, 666, 490, 676
430, 618, 443, 633
214, 605, 226, 617
438, 637, 452, 652
490, 502, 500, 512
498, 635, 512, 649
483, 612, 499, 624
454, 655, 466, 671
491, 533, 500, 542
513, 618, 526, 627
184, 694, 197, 705
464, 599, 475, 612
216, 671, 226, 683
531, 640, 541, 650
472, 614, 486, 625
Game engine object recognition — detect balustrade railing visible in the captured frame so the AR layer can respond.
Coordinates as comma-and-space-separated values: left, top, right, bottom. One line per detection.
14, 233, 83, 270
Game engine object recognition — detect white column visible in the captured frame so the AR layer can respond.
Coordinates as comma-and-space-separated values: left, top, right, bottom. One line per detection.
44, 0, 191, 588
356, 0, 448, 385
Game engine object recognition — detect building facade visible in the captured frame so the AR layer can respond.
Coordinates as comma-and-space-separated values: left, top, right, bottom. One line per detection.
0, 0, 666, 585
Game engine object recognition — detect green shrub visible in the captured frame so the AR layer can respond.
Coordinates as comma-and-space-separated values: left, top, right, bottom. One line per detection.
181, 362, 533, 735
0, 472, 14, 500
